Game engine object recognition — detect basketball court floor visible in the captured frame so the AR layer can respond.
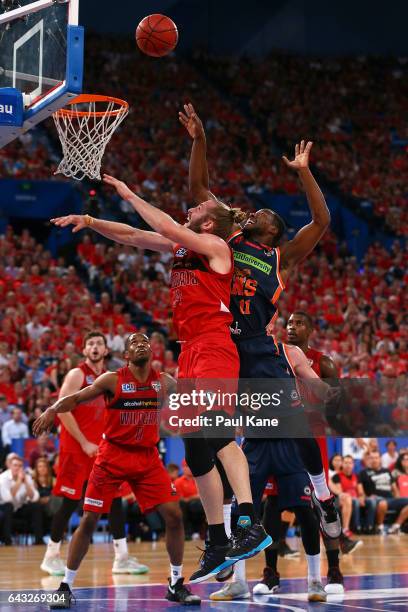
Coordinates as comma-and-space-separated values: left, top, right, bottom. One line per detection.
1, 536, 407, 611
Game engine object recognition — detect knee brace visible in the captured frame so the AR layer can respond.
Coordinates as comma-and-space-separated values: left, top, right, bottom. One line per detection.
183, 437, 215, 477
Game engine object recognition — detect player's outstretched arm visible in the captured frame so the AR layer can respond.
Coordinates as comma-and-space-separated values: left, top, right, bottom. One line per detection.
50, 215, 173, 254
280, 141, 330, 279
103, 174, 230, 263
57, 368, 101, 457
179, 103, 213, 203
32, 372, 117, 437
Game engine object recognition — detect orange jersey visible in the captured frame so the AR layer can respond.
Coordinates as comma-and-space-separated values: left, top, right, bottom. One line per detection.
59, 362, 106, 453
103, 366, 161, 448
170, 245, 233, 341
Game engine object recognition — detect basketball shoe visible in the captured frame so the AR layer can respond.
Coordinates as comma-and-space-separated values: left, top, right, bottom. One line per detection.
112, 555, 149, 574
311, 491, 341, 539
210, 580, 250, 600
226, 518, 272, 560
189, 543, 235, 583
165, 578, 201, 605
308, 580, 327, 601
40, 555, 65, 576
252, 568, 280, 594
325, 567, 344, 594
50, 582, 75, 610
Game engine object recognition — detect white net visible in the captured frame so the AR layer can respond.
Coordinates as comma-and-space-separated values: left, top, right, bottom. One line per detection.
53, 94, 129, 181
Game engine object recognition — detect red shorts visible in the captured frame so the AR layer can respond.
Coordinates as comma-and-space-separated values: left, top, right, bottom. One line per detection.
317, 437, 329, 479
83, 440, 180, 514
176, 334, 239, 426
53, 451, 95, 500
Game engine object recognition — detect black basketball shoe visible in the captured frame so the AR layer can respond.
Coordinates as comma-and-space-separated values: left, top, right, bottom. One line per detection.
165, 578, 201, 605
50, 582, 75, 610
189, 543, 235, 584
226, 520, 272, 561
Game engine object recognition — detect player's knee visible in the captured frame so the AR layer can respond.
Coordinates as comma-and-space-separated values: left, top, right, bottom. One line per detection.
183, 438, 214, 477
81, 511, 99, 535
164, 505, 183, 530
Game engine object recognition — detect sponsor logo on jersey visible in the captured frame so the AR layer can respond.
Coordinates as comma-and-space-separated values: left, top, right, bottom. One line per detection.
86, 375, 95, 385
85, 497, 104, 508
151, 381, 162, 392
308, 359, 314, 367
171, 482, 177, 495
122, 382, 136, 393
233, 250, 272, 275
175, 247, 187, 257
60, 485, 76, 495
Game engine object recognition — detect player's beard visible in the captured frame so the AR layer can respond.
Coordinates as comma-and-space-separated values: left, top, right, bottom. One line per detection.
88, 353, 104, 364
132, 356, 149, 367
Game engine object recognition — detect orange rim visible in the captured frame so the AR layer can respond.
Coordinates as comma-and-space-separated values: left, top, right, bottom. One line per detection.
55, 94, 129, 118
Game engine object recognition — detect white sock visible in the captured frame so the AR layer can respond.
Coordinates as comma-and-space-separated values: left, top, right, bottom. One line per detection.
306, 553, 321, 583
223, 504, 232, 538
63, 567, 77, 587
45, 539, 61, 558
233, 559, 246, 583
170, 564, 183, 586
308, 472, 331, 501
113, 537, 128, 560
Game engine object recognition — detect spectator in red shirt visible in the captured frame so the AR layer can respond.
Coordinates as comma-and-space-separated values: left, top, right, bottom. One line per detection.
174, 460, 206, 539
331, 456, 363, 537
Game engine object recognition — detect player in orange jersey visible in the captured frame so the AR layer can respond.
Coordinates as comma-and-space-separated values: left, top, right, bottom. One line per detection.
34, 333, 201, 607
40, 331, 148, 577
287, 311, 363, 594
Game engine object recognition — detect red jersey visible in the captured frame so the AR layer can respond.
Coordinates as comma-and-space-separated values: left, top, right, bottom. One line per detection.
170, 245, 233, 341
336, 471, 358, 497
103, 366, 161, 448
59, 362, 106, 454
306, 347, 325, 377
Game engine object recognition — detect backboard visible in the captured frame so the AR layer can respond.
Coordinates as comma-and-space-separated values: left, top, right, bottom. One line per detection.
0, 0, 83, 147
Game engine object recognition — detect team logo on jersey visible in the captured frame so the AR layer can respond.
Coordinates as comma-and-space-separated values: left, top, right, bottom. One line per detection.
175, 247, 187, 257
151, 381, 162, 392
263, 249, 273, 257
291, 390, 299, 401
122, 382, 136, 393
230, 322, 242, 335
86, 375, 95, 385
308, 359, 314, 367
304, 486, 311, 496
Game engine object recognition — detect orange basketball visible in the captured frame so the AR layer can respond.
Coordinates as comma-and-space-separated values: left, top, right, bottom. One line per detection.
136, 14, 178, 58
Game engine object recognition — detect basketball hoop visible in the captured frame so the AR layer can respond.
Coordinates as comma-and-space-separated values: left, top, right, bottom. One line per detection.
53, 94, 129, 181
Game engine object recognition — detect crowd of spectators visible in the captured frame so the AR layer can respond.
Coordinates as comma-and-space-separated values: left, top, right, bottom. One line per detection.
328, 443, 408, 535
193, 52, 408, 236
3, 39, 406, 237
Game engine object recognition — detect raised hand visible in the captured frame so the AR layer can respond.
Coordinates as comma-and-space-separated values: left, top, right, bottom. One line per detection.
50, 215, 87, 233
282, 140, 313, 170
178, 103, 205, 139
103, 174, 134, 201
32, 408, 56, 437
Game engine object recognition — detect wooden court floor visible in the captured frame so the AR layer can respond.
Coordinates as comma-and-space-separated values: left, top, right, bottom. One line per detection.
0, 535, 407, 591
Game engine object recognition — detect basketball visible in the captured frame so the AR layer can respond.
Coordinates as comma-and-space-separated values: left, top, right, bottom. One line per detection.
136, 14, 178, 57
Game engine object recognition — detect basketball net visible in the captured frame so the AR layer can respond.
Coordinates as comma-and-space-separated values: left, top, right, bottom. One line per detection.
53, 94, 129, 181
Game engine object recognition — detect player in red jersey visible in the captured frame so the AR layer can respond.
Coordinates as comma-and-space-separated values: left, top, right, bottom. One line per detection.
33, 333, 201, 607
50, 176, 272, 582
41, 331, 148, 578
287, 311, 363, 594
